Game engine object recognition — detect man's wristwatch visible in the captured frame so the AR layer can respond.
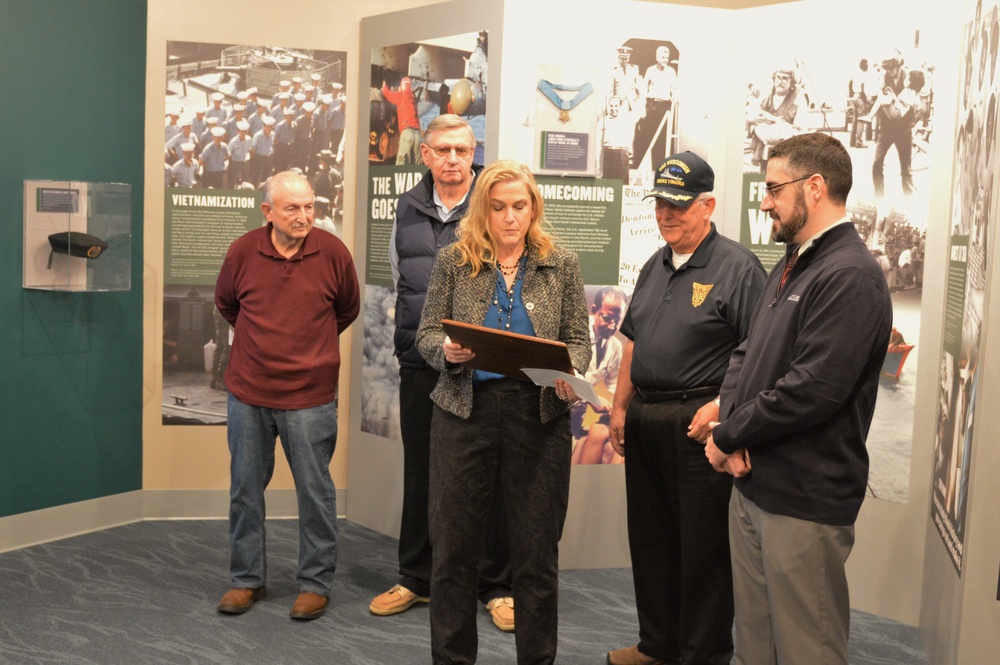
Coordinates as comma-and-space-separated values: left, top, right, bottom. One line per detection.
713, 396, 721, 407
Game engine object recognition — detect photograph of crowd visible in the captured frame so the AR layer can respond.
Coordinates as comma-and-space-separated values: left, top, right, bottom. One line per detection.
735, 9, 944, 504
743, 50, 935, 204
165, 41, 347, 233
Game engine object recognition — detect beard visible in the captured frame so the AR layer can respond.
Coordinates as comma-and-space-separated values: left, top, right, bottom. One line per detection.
771, 186, 808, 244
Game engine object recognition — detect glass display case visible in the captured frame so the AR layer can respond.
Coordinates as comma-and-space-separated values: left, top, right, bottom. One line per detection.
23, 180, 133, 291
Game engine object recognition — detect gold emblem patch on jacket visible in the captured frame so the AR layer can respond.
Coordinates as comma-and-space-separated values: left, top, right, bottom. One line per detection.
692, 282, 713, 307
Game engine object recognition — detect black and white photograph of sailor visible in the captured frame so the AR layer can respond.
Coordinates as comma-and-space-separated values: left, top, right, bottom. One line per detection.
166, 41, 347, 195
741, 47, 937, 212
598, 95, 635, 181
629, 43, 678, 172
369, 31, 487, 165
601, 39, 679, 183
735, 7, 948, 505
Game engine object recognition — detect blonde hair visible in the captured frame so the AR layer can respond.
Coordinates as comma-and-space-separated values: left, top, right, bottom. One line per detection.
454, 160, 556, 276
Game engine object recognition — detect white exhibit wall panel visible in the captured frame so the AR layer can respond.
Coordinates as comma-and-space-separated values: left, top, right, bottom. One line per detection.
495, 0, 734, 570
724, 0, 963, 627
348, 0, 506, 539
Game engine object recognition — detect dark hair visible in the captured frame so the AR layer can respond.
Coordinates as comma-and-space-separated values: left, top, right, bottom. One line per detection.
908, 69, 926, 92
592, 285, 625, 309
768, 132, 852, 205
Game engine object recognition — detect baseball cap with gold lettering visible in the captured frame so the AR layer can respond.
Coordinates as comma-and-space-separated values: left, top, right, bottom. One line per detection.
644, 151, 714, 208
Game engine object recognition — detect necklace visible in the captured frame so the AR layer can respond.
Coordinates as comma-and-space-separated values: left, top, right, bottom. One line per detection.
494, 251, 528, 330
497, 247, 527, 276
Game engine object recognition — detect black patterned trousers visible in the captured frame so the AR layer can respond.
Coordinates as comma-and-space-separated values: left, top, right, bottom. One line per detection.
429, 379, 571, 665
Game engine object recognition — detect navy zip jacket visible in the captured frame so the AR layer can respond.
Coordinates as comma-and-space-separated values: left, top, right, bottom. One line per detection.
713, 223, 892, 526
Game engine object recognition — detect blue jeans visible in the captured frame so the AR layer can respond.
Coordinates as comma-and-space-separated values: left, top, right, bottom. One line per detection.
227, 392, 339, 596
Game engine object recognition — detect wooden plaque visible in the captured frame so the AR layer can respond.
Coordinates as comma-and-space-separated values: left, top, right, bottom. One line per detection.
441, 319, 574, 381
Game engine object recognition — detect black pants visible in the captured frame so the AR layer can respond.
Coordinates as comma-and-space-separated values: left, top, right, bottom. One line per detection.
274, 142, 292, 173
291, 138, 311, 173
624, 394, 734, 665
228, 160, 248, 187
850, 95, 873, 147
872, 120, 913, 197
602, 146, 631, 181
632, 98, 671, 168
250, 154, 273, 188
429, 379, 570, 665
201, 170, 225, 189
398, 366, 511, 600
330, 128, 344, 155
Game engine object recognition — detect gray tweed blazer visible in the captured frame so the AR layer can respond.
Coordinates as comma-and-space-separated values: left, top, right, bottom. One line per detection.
416, 242, 591, 422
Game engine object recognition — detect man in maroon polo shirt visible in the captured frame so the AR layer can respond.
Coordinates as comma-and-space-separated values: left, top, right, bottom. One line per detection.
214, 171, 359, 621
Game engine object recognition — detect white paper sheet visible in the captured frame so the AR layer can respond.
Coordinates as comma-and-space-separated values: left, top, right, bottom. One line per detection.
520, 368, 603, 407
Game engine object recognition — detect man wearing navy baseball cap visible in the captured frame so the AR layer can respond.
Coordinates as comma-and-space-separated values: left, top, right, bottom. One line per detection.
606, 151, 766, 665
644, 150, 716, 205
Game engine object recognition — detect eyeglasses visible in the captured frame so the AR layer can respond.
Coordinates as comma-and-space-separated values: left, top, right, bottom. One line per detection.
773, 73, 791, 82
763, 176, 811, 199
597, 310, 620, 324
426, 144, 472, 158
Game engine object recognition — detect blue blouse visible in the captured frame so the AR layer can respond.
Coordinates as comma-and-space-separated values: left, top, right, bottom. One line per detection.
473, 261, 536, 384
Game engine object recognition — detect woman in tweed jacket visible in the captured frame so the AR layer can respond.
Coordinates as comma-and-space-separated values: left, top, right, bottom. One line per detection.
416, 161, 590, 665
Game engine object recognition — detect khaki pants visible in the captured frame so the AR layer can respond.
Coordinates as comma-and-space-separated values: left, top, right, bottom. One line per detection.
729, 489, 854, 665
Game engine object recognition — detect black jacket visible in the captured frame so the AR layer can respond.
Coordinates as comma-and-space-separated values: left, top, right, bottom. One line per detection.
714, 223, 892, 525
393, 164, 481, 367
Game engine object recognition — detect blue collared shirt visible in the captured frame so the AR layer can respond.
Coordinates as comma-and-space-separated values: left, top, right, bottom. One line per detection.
200, 142, 229, 172
274, 120, 295, 145
250, 130, 274, 157
228, 136, 251, 162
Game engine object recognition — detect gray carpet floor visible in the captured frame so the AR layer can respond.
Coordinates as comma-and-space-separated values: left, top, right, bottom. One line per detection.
0, 520, 926, 664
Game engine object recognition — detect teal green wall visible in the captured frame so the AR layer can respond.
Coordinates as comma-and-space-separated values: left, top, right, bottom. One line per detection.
0, 0, 146, 517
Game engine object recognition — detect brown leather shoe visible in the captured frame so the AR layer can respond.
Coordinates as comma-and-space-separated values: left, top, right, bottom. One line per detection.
485, 596, 514, 632
290, 590, 329, 620
217, 587, 267, 614
607, 644, 666, 665
369, 584, 429, 616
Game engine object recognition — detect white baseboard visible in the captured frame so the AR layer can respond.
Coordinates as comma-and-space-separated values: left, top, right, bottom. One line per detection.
0, 488, 347, 553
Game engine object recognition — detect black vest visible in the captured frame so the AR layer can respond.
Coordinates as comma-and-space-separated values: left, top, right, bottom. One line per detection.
393, 166, 479, 367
